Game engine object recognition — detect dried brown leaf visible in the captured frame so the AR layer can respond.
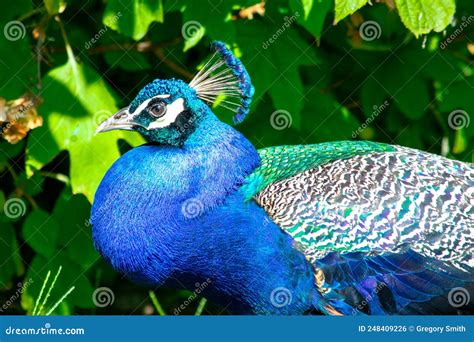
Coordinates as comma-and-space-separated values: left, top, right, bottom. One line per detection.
1, 94, 43, 144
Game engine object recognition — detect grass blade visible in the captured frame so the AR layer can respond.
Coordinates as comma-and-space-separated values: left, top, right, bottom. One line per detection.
148, 291, 166, 316
38, 266, 62, 315
195, 298, 207, 316
45, 286, 75, 316
32, 270, 51, 316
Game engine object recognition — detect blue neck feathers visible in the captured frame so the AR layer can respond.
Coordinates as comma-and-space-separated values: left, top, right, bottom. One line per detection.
91, 111, 316, 314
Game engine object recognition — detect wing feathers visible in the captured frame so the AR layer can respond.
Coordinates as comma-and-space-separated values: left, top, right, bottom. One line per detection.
249, 141, 473, 314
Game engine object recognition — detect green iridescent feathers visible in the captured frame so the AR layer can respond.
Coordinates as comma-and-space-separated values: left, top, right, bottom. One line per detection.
241, 141, 396, 200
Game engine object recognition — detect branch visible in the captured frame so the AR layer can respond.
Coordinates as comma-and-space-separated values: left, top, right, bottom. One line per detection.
153, 47, 194, 80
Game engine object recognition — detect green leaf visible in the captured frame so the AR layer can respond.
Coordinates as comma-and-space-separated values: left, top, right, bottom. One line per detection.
371, 55, 430, 120
53, 191, 99, 269
0, 140, 25, 172
361, 78, 388, 119
0, 0, 35, 99
0, 223, 22, 289
44, 0, 67, 15
437, 78, 474, 139
104, 50, 151, 71
26, 56, 143, 202
334, 0, 368, 23
0, 31, 35, 100
15, 172, 44, 196
22, 209, 60, 258
2, 0, 33, 20
235, 15, 319, 128
394, 0, 455, 37
290, 0, 332, 40
301, 88, 360, 142
103, 0, 164, 41
181, 0, 235, 51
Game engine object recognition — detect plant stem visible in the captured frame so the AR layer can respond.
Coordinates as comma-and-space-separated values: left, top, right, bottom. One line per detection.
195, 298, 207, 316
40, 171, 70, 184
55, 15, 78, 78
45, 286, 75, 316
35, 15, 50, 91
6, 164, 17, 180
18, 7, 45, 22
154, 48, 194, 80
32, 270, 51, 315
148, 291, 166, 316
38, 266, 62, 315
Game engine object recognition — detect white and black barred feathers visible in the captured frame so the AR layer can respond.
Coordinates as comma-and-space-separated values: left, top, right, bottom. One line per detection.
254, 145, 474, 273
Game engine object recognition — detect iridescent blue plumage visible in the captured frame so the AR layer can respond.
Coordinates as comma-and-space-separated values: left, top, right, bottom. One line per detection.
189, 42, 254, 124
92, 109, 317, 314
92, 41, 473, 315
209, 41, 255, 123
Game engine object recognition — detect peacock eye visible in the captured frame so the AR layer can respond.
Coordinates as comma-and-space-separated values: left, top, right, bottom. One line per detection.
148, 102, 167, 118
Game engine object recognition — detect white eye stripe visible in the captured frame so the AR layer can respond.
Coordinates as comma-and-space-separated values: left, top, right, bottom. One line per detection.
131, 94, 170, 115
147, 98, 185, 130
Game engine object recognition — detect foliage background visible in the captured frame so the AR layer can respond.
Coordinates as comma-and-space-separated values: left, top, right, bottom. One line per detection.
0, 0, 472, 315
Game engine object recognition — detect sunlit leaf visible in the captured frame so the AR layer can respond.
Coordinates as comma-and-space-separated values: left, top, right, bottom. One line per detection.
26, 56, 143, 202
395, 0, 455, 37
44, 0, 67, 15
103, 0, 164, 41
334, 0, 368, 23
181, 0, 235, 51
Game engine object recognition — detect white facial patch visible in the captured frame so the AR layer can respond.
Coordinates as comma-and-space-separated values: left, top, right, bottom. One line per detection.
146, 98, 186, 130
131, 94, 170, 116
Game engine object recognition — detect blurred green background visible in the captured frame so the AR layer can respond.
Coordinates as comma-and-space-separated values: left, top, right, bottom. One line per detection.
0, 0, 473, 315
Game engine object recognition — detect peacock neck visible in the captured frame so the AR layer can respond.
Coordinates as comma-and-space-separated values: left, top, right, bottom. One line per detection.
183, 111, 246, 149
173, 113, 260, 210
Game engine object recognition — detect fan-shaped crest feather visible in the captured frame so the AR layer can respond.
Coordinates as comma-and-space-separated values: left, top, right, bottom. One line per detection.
189, 41, 255, 124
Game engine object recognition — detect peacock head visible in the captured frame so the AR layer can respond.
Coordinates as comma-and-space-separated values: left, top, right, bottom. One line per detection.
95, 42, 254, 146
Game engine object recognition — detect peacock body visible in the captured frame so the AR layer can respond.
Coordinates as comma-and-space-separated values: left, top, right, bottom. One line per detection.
91, 42, 473, 315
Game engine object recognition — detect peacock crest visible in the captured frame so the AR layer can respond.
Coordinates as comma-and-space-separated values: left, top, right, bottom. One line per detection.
189, 42, 255, 124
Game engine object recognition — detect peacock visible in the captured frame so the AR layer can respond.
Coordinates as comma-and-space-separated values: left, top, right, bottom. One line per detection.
91, 41, 473, 315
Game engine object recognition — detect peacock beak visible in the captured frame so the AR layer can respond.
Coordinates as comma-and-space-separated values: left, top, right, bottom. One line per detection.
95, 107, 137, 134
